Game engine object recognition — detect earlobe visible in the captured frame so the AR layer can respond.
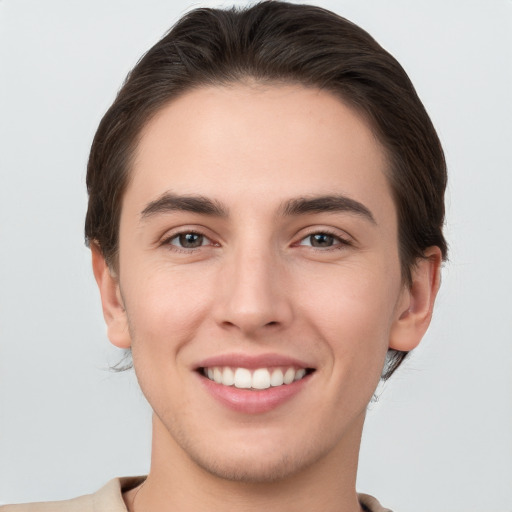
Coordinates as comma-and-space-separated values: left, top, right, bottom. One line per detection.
389, 246, 442, 352
91, 244, 132, 349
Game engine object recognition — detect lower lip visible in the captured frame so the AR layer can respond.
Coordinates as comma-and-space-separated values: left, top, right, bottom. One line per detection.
198, 373, 311, 414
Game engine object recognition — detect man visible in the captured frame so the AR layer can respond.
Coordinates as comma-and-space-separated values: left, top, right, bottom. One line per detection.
2, 2, 446, 510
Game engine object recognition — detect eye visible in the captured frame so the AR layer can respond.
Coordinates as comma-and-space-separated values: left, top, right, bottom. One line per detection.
298, 232, 349, 249
168, 232, 210, 249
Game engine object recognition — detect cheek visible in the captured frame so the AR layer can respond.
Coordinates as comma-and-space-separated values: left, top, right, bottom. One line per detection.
123, 267, 217, 408
122, 264, 215, 357
296, 262, 401, 366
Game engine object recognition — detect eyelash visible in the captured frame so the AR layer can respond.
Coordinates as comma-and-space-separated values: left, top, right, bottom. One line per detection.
161, 230, 217, 253
161, 229, 352, 253
296, 229, 352, 251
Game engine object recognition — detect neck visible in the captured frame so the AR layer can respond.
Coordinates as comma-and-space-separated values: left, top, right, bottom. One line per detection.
126, 413, 365, 512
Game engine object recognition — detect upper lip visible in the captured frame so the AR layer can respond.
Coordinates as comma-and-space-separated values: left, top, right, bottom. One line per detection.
195, 353, 315, 370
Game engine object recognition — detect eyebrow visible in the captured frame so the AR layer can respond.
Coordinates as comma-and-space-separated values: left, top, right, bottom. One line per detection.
140, 192, 375, 224
281, 195, 376, 224
140, 193, 228, 220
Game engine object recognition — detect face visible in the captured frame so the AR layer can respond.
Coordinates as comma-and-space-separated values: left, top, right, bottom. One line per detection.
96, 83, 437, 483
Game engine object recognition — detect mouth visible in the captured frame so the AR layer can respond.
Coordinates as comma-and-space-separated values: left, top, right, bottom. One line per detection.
199, 366, 315, 390
196, 355, 316, 413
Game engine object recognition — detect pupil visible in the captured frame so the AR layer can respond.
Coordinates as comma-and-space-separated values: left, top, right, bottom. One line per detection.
180, 233, 203, 248
311, 233, 333, 247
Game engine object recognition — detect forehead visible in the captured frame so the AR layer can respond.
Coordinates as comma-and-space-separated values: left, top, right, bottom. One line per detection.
127, 83, 394, 223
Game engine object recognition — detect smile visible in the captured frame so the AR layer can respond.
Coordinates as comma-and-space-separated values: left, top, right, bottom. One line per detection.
201, 366, 311, 390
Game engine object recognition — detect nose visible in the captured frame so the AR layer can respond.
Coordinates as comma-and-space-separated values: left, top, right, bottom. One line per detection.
213, 245, 293, 337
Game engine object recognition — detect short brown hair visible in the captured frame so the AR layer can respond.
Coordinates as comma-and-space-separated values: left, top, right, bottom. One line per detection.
85, 1, 447, 379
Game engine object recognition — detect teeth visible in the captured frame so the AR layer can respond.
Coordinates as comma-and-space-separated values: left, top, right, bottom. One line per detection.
203, 366, 309, 389
213, 367, 223, 384
294, 368, 306, 381
270, 368, 284, 386
234, 368, 252, 389
283, 367, 295, 384
252, 368, 271, 390
222, 367, 234, 386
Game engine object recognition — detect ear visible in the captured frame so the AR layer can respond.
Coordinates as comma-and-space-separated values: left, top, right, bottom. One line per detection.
91, 244, 132, 349
389, 246, 442, 351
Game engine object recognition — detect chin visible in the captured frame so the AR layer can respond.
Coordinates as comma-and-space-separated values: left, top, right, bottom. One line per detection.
188, 448, 321, 484
170, 424, 332, 485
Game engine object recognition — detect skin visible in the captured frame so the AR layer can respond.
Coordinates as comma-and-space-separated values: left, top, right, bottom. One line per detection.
93, 83, 441, 512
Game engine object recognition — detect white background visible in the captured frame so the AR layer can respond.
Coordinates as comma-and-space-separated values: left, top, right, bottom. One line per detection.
0, 1, 511, 510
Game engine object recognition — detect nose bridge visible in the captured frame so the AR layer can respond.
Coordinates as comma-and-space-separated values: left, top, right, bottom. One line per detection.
215, 236, 291, 334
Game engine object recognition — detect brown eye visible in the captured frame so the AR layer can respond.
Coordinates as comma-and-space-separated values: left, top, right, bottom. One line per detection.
297, 232, 350, 250
309, 233, 335, 247
170, 232, 206, 249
